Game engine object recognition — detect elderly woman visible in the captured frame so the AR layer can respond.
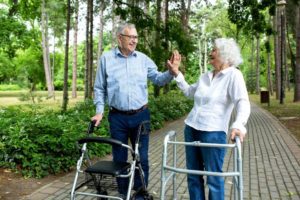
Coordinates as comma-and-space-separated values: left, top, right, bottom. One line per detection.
168, 38, 251, 200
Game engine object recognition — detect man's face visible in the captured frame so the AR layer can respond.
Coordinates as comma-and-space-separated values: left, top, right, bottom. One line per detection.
118, 27, 138, 56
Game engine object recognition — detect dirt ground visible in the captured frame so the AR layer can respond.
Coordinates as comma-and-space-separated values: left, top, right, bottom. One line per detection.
0, 168, 66, 200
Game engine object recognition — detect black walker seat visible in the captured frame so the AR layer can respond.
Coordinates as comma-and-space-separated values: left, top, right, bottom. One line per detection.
70, 121, 153, 200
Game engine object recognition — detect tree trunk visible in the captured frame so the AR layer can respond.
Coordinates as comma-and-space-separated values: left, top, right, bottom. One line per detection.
256, 34, 260, 94
163, 0, 170, 94
62, 0, 71, 112
198, 35, 202, 74
84, 0, 90, 99
275, 6, 281, 99
41, 0, 54, 98
72, 0, 79, 98
294, 5, 300, 102
180, 0, 191, 34
97, 1, 105, 67
154, 0, 162, 97
267, 36, 273, 96
88, 0, 94, 99
52, 35, 55, 100
111, 1, 120, 49
282, 6, 288, 92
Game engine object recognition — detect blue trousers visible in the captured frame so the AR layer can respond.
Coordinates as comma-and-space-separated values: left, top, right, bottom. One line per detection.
108, 108, 150, 196
184, 125, 226, 200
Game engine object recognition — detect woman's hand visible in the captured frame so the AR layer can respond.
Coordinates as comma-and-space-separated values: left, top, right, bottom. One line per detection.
230, 128, 245, 143
167, 50, 181, 77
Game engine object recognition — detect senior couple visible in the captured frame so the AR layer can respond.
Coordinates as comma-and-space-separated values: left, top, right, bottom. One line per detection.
92, 22, 250, 200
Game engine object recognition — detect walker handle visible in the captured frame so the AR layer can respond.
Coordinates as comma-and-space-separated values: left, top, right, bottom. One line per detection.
87, 120, 97, 134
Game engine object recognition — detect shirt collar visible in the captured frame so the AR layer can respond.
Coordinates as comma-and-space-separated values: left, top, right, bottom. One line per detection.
207, 66, 235, 80
208, 66, 234, 76
115, 47, 137, 58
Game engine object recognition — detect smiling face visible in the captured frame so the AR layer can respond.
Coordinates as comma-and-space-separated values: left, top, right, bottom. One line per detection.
117, 27, 138, 56
209, 47, 223, 71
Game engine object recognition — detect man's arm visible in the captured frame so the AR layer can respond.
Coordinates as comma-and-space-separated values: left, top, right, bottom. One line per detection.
92, 56, 107, 126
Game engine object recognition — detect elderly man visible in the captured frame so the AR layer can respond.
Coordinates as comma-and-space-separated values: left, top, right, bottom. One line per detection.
92, 23, 179, 199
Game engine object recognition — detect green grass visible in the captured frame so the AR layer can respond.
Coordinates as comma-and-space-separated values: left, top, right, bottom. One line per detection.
249, 89, 300, 141
249, 90, 300, 118
0, 90, 85, 108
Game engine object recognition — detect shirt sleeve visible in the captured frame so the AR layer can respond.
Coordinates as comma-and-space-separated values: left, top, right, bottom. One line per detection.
93, 56, 107, 114
174, 72, 199, 99
146, 55, 173, 86
229, 70, 251, 134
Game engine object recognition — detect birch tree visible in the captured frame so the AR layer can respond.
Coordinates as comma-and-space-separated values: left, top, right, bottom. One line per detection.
72, 0, 79, 98
41, 0, 54, 98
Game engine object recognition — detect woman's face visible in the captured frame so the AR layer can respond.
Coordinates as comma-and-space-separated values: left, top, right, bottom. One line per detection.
209, 47, 223, 71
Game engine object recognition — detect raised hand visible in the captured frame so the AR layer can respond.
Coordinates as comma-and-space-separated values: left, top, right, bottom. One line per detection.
167, 50, 181, 77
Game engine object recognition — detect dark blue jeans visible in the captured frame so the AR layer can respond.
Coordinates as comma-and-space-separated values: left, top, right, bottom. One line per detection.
184, 125, 226, 200
108, 108, 150, 196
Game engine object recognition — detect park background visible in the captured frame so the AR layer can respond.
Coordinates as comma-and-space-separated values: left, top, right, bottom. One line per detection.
0, 0, 299, 199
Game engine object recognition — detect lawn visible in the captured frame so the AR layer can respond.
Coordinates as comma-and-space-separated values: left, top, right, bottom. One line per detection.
0, 90, 85, 108
249, 90, 300, 141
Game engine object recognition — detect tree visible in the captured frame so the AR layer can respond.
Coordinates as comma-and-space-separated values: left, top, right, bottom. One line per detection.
72, 0, 79, 98
41, 0, 55, 98
62, 0, 71, 111
228, 0, 276, 94
84, 0, 94, 99
295, 2, 300, 101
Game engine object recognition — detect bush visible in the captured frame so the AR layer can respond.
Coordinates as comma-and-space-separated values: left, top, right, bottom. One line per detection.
0, 100, 110, 178
0, 91, 193, 178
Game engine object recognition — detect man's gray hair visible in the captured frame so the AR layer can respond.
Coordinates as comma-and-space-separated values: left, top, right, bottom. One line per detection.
214, 38, 243, 67
116, 23, 136, 36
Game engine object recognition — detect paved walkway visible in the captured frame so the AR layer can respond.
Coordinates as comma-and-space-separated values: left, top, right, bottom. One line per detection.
26, 103, 300, 200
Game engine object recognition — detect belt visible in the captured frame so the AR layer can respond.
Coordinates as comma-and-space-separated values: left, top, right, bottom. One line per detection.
110, 104, 148, 115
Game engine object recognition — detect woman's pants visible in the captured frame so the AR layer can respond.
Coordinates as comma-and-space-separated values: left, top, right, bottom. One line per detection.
184, 125, 227, 200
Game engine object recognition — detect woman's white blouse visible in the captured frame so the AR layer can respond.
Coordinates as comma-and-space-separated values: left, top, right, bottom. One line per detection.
175, 67, 251, 134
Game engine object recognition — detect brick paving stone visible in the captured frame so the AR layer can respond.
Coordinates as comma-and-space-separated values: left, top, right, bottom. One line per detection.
26, 103, 300, 200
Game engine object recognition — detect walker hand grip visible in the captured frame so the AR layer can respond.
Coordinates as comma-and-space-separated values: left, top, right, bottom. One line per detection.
78, 137, 123, 146
87, 120, 97, 134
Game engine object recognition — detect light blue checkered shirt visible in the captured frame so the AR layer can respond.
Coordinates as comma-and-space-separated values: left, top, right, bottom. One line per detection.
94, 47, 173, 114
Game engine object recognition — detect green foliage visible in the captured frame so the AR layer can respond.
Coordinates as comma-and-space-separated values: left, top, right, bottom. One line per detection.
0, 84, 21, 91
0, 92, 192, 178
149, 90, 193, 130
0, 100, 109, 178
228, 0, 275, 37
0, 52, 15, 83
245, 66, 256, 94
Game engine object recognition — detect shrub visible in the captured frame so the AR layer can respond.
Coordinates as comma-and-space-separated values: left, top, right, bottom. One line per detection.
0, 91, 192, 178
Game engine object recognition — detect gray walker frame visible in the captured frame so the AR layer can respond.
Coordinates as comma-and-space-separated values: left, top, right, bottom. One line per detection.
160, 131, 243, 200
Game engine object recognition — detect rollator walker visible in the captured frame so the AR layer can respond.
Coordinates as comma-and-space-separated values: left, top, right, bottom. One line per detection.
160, 131, 243, 200
70, 121, 153, 200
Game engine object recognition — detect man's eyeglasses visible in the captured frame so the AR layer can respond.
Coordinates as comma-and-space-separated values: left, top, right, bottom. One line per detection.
120, 34, 139, 40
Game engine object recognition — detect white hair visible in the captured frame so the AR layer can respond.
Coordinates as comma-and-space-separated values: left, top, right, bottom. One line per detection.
116, 23, 136, 36
214, 38, 243, 67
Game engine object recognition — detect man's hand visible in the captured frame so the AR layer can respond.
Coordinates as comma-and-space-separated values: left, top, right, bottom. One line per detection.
230, 128, 245, 143
167, 50, 181, 77
91, 113, 103, 127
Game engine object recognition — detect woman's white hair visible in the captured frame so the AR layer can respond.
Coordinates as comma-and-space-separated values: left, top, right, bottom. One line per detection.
214, 38, 243, 67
